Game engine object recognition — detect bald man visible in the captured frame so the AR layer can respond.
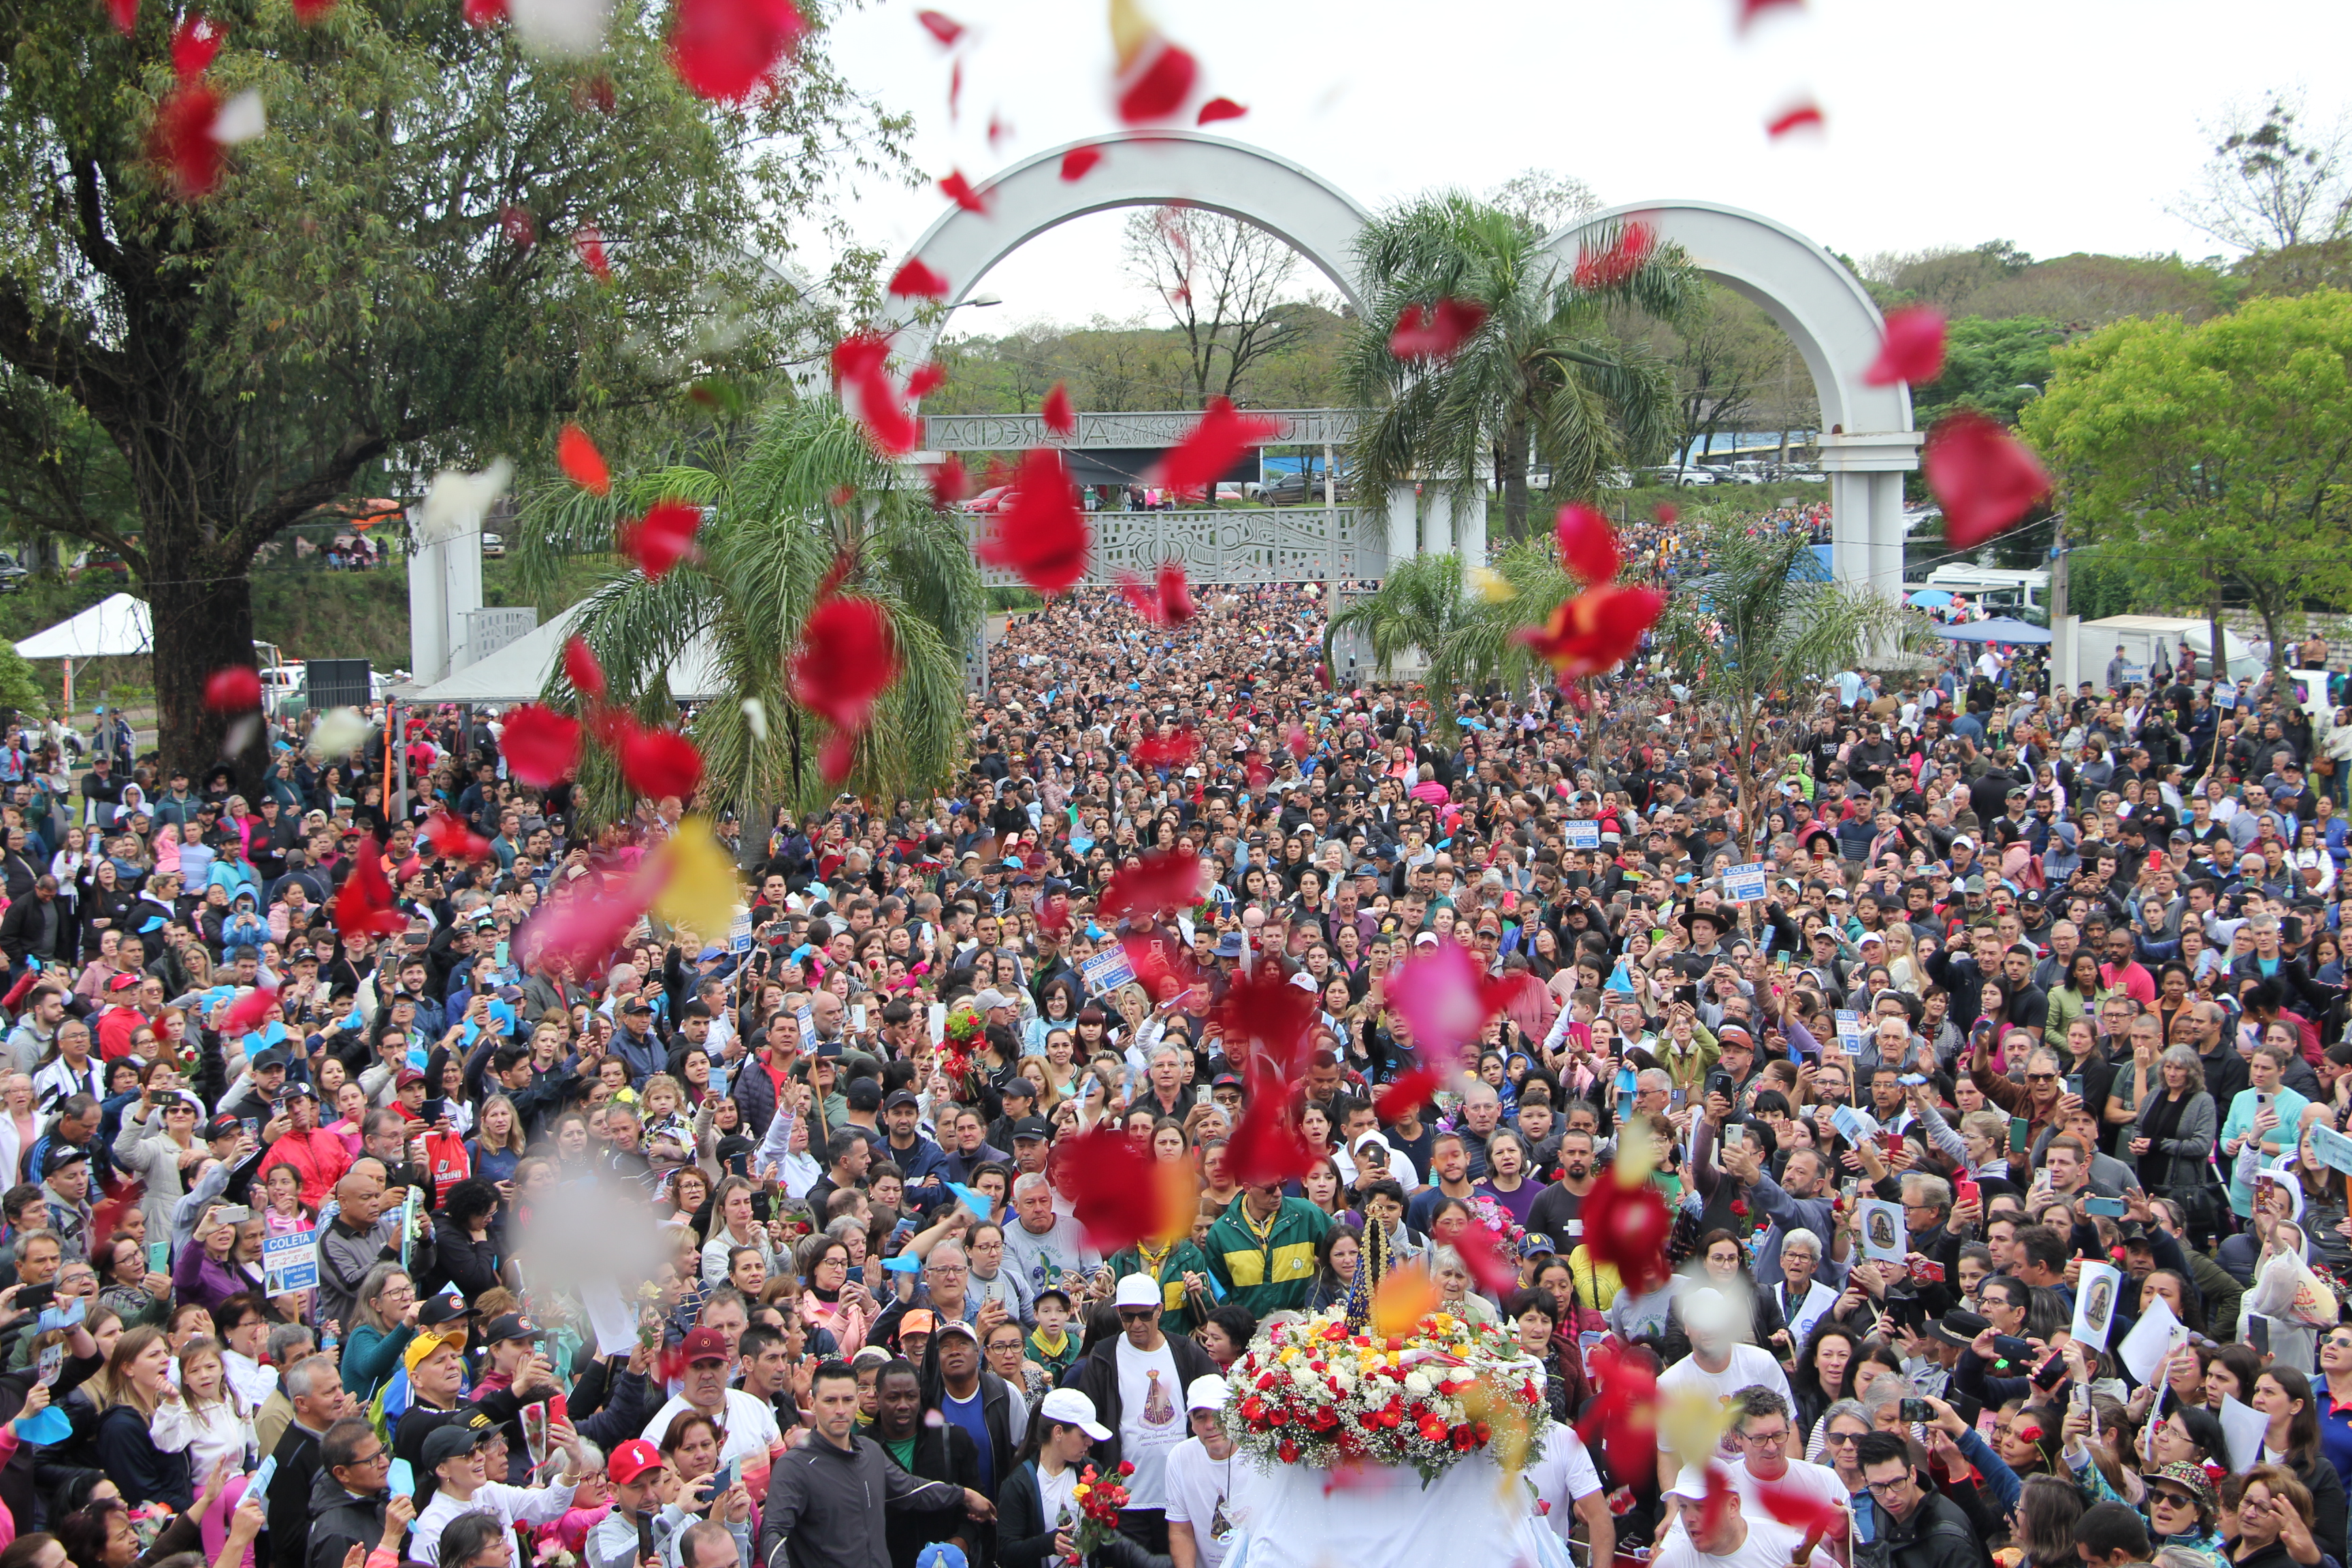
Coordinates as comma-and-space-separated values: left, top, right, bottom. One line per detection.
318, 1172, 434, 1330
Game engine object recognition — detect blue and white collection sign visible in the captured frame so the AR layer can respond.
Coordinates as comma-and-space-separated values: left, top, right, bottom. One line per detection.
263, 1228, 319, 1294
1723, 863, 1769, 902
1565, 820, 1601, 850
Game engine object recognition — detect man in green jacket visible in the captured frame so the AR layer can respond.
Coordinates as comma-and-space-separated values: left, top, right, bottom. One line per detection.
1203, 1183, 1330, 1317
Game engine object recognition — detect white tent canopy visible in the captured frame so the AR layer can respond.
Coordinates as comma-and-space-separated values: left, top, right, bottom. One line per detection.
14, 593, 154, 659
406, 604, 725, 705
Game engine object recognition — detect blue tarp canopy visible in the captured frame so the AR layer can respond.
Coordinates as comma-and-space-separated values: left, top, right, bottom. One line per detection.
1933, 617, 2051, 644
1905, 588, 1954, 608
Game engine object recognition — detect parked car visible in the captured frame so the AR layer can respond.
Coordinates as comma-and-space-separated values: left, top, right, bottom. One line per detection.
480, 532, 506, 557
1260, 472, 1354, 505
955, 486, 1017, 515
0, 554, 28, 593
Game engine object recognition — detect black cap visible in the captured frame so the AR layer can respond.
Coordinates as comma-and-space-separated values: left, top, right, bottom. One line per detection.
416, 1296, 471, 1330
482, 1311, 546, 1344
420, 1411, 497, 1468
845, 1079, 883, 1111
251, 1047, 289, 1072
39, 1143, 88, 1177
620, 996, 652, 1015
1007, 1115, 1051, 1142
203, 1113, 243, 1141
883, 1088, 921, 1111
1211, 1073, 1244, 1092
1000, 1077, 1036, 1100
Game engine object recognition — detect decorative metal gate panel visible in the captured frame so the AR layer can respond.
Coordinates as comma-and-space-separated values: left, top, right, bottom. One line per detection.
968, 507, 1385, 588
924, 410, 1364, 451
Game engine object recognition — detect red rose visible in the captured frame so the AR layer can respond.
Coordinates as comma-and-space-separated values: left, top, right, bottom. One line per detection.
1729, 1199, 1749, 1218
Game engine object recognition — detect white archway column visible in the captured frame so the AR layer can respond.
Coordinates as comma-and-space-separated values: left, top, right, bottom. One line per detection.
1384, 484, 1418, 576
1423, 487, 1454, 558
1821, 431, 1921, 604
1455, 486, 1488, 572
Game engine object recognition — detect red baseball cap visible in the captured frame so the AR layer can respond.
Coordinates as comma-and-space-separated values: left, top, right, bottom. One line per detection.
681, 1326, 730, 1365
608, 1438, 662, 1486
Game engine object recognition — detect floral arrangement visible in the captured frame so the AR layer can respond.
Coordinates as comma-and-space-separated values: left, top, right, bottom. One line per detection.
1224, 1305, 1546, 1485
941, 1002, 982, 1085
1062, 1461, 1132, 1562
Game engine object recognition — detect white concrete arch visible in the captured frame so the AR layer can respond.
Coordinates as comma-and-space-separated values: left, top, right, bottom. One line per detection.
1550, 201, 1920, 599
880, 131, 1375, 363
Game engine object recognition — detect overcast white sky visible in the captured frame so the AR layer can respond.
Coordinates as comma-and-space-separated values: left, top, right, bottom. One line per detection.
812, 0, 2351, 337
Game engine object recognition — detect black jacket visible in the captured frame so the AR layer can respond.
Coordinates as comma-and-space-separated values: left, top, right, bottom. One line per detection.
1855, 1488, 1989, 1568
305, 1464, 393, 1568
756, 1433, 969, 1568
881, 1421, 982, 1568
94, 1401, 193, 1509
1061, 1330, 1218, 1475
265, 1421, 326, 1568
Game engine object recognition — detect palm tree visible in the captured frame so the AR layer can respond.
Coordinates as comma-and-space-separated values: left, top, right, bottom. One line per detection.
1653, 522, 1923, 858
1343, 195, 1704, 543
512, 399, 983, 827
1324, 541, 1582, 732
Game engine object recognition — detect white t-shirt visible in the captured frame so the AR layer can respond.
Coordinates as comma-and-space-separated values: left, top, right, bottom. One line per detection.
640, 1388, 782, 1467
1525, 1424, 1604, 1543
1038, 1463, 1081, 1537
1653, 1346, 1796, 1452
410, 1477, 578, 1568
1729, 1455, 1850, 1539
1115, 1335, 1186, 1510
1654, 1512, 1839, 1568
1162, 1436, 1241, 1568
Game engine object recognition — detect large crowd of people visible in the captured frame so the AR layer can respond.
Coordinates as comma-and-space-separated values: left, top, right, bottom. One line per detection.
0, 564, 2342, 1568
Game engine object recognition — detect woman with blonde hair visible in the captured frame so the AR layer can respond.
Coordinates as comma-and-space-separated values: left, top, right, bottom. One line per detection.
1013, 1056, 1065, 1117
89, 1326, 190, 1507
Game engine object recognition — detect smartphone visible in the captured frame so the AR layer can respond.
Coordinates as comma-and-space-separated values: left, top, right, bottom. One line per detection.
146, 1241, 167, 1275
214, 1205, 251, 1224
1705, 1070, 1733, 1100
241, 1117, 260, 1143
2085, 1196, 2127, 1217
1898, 1398, 1933, 1424
14, 1284, 52, 1311
713, 1458, 739, 1497
2008, 1117, 2029, 1154
2064, 1074, 2084, 1098
1880, 1131, 1902, 1157
421, 1098, 448, 1124
1908, 1258, 1947, 1284
1955, 1175, 1981, 1208
2256, 1092, 2275, 1115
1897, 1073, 1928, 1087
2031, 1352, 2068, 1391
1990, 1333, 2033, 1362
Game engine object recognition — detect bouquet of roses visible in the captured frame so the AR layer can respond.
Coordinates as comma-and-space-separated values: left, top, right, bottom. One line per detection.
1062, 1462, 1132, 1563
941, 1002, 983, 1088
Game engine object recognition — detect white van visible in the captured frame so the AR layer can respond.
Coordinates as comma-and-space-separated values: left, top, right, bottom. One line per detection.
1920, 566, 2049, 617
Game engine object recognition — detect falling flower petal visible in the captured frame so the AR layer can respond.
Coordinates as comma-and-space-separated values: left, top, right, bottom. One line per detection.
619, 497, 702, 578
1552, 502, 1620, 585
929, 455, 970, 509
906, 362, 946, 398
515, 870, 657, 979
1454, 1213, 1521, 1296
1735, 0, 1802, 29
1154, 397, 1281, 498
498, 203, 535, 248
1582, 1160, 1674, 1294
1098, 845, 1206, 922
506, 0, 612, 57
1225, 1062, 1316, 1186
172, 16, 223, 78
499, 704, 583, 788
203, 666, 261, 713
463, 0, 504, 25
1154, 561, 1194, 623
332, 836, 410, 939
1468, 566, 1516, 602
1056, 1125, 1196, 1253
1060, 144, 1104, 182
614, 721, 704, 800
649, 816, 742, 938
915, 7, 960, 44
1388, 298, 1488, 362
210, 88, 265, 143
1041, 381, 1075, 436
1757, 1479, 1847, 1537
831, 331, 921, 457
790, 595, 899, 782
1211, 968, 1322, 1081
1655, 502, 1679, 526
221, 987, 279, 1036
938, 169, 987, 213
418, 459, 514, 548
888, 257, 951, 298
669, 0, 803, 101
424, 812, 493, 864
574, 225, 611, 281
1369, 1263, 1439, 1340
1573, 220, 1656, 292
1925, 410, 2051, 549
740, 697, 768, 742
561, 635, 606, 700
557, 425, 610, 495
306, 706, 368, 760
1115, 38, 1197, 125
1767, 100, 1825, 137
1129, 728, 1199, 770
975, 447, 1090, 593
108, 0, 137, 34
1517, 584, 1667, 680
1372, 1068, 1443, 1123
1196, 97, 1245, 125
152, 83, 225, 197
1578, 1342, 1660, 1491
1865, 305, 1948, 387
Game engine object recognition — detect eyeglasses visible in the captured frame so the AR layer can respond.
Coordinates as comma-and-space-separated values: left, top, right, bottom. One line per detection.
1863, 1475, 1914, 1496
346, 1448, 389, 1469
2151, 1492, 2197, 1509
1823, 1432, 1864, 1447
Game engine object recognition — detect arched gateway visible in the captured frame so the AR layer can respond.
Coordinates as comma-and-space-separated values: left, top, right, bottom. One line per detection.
883, 132, 1916, 598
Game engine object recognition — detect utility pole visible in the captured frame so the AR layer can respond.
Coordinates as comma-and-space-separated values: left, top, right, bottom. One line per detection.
2049, 516, 2072, 696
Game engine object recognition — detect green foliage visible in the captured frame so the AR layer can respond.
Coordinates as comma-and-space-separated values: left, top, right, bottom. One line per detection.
925, 300, 1351, 419
1341, 195, 1703, 542
1323, 542, 1575, 732
2021, 290, 2352, 676
0, 0, 906, 772
1913, 317, 2063, 428
525, 399, 983, 823
0, 644, 48, 719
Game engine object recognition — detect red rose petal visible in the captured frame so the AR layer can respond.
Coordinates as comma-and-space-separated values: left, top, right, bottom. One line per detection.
928, 455, 970, 509
1925, 410, 2051, 549
790, 595, 900, 774
1655, 502, 1679, 526
574, 225, 611, 281
291, 0, 332, 21
615, 722, 704, 800
221, 987, 278, 1036
499, 704, 583, 789
1574, 220, 1656, 292
1195, 97, 1246, 125
561, 636, 606, 701
1098, 845, 1206, 922
515, 872, 658, 981
1154, 397, 1281, 498
108, 0, 137, 34
1767, 101, 1825, 137
557, 425, 610, 495
172, 16, 223, 79
152, 82, 224, 197
1516, 584, 1667, 680
1211, 968, 1321, 1081
331, 836, 409, 939
1736, 0, 1802, 29
619, 497, 702, 578
915, 7, 961, 44
938, 169, 987, 214
203, 666, 261, 713
463, 0, 504, 24
1054, 1125, 1194, 1254
669, 0, 804, 102
975, 448, 1090, 593
1757, 1478, 1846, 1537
1865, 305, 1948, 387
1372, 1070, 1442, 1123
1041, 380, 1075, 436
1154, 562, 1193, 623
499, 203, 536, 249
1225, 1062, 1316, 1187
1129, 728, 1199, 770
1552, 502, 1621, 585
423, 812, 493, 864
830, 331, 920, 458
1388, 298, 1488, 362
1115, 37, 1196, 125
1582, 1166, 1673, 1294
888, 258, 951, 299
1060, 144, 1104, 182
906, 362, 946, 399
